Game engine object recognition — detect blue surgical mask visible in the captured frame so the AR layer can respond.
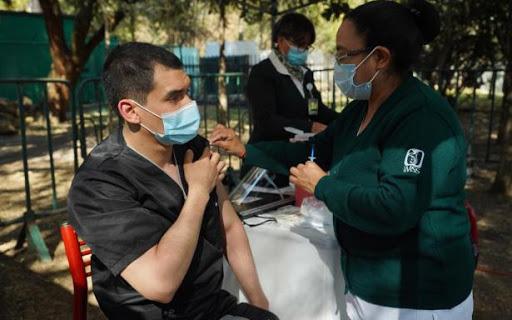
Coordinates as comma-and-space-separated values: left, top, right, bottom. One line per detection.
133, 100, 200, 145
287, 46, 308, 66
334, 47, 379, 100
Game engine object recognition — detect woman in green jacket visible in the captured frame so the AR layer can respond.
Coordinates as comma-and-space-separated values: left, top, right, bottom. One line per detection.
210, 0, 474, 319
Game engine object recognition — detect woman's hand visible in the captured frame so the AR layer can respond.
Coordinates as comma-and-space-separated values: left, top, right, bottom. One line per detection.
209, 124, 246, 158
311, 121, 327, 134
289, 161, 328, 194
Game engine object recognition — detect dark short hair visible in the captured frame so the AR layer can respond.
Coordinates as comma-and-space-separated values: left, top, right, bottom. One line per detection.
102, 42, 183, 110
272, 13, 316, 46
346, 0, 440, 75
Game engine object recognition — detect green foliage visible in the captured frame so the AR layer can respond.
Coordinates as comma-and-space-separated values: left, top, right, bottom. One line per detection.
296, 1, 360, 54
2, 0, 508, 73
0, 0, 30, 10
110, 0, 211, 45
415, 0, 510, 97
240, 0, 360, 51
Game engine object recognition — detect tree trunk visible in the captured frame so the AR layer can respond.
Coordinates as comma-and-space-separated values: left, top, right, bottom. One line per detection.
47, 81, 71, 122
47, 65, 81, 122
130, 5, 136, 42
490, 0, 512, 195
40, 0, 124, 122
496, 0, 512, 144
491, 62, 512, 196
217, 2, 228, 126
40, 0, 75, 121
497, 69, 511, 144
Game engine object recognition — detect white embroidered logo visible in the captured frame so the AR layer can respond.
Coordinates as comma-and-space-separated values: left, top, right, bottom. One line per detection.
403, 148, 425, 174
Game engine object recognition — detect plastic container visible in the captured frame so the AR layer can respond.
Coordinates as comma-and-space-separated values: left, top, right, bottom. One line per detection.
295, 186, 313, 207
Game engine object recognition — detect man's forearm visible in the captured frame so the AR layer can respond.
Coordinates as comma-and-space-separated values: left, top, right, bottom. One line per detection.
216, 183, 268, 309
225, 219, 268, 309
155, 189, 210, 282
121, 189, 210, 303
217, 183, 268, 309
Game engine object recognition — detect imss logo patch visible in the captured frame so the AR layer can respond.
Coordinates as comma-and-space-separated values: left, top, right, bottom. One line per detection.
403, 148, 425, 174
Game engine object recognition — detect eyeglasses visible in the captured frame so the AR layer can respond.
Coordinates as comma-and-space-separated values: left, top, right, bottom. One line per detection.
335, 48, 371, 64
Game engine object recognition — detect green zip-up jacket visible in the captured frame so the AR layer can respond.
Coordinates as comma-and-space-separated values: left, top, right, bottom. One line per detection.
244, 75, 474, 309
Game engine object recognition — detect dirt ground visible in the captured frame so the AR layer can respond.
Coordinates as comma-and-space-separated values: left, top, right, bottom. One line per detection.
0, 114, 511, 320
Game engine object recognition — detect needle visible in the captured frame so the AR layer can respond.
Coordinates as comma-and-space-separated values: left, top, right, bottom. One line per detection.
308, 143, 316, 162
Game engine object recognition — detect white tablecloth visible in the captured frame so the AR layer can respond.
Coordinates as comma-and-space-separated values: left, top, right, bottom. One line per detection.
222, 205, 347, 320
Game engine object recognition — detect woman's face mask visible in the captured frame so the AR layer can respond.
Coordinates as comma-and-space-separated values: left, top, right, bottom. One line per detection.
334, 47, 380, 100
132, 100, 200, 145
287, 45, 309, 66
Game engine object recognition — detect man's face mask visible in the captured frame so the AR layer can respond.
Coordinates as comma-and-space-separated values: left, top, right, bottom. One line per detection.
334, 47, 380, 100
132, 100, 200, 145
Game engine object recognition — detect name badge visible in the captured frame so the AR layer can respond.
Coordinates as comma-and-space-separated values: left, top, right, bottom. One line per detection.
308, 98, 318, 116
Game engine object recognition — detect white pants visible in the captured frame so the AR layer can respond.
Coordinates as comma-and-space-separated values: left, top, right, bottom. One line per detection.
346, 291, 473, 320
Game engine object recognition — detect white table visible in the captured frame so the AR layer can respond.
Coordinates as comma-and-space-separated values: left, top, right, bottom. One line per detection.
222, 205, 347, 320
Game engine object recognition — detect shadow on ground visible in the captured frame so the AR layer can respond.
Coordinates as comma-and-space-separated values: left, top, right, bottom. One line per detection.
0, 252, 105, 320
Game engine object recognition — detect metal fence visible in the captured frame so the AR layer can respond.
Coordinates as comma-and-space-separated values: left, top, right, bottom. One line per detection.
311, 67, 507, 163
75, 77, 118, 158
415, 69, 506, 164
74, 73, 251, 172
0, 78, 81, 261
0, 67, 506, 260
68, 67, 509, 192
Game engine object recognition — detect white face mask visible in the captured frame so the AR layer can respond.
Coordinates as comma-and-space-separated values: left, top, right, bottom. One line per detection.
334, 47, 380, 100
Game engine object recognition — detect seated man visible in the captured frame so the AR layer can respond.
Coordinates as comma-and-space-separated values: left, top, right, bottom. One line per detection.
68, 42, 278, 320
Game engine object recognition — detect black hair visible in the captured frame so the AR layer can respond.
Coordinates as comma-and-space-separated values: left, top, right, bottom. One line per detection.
345, 0, 440, 75
272, 13, 316, 46
102, 42, 183, 110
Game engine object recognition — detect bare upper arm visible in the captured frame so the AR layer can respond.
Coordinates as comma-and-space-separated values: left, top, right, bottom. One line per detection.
216, 182, 241, 233
120, 245, 174, 304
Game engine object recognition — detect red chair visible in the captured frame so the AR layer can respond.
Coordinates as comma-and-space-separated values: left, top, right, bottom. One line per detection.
60, 223, 92, 320
465, 202, 479, 266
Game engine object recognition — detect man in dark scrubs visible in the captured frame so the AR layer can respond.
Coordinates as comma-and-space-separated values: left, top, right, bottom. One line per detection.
67, 42, 278, 320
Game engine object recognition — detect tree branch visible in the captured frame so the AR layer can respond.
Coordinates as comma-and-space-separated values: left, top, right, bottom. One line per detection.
72, 0, 96, 55
276, 0, 323, 15
39, 0, 70, 56
232, 0, 325, 16
39, 0, 73, 77
80, 10, 125, 64
233, 0, 266, 14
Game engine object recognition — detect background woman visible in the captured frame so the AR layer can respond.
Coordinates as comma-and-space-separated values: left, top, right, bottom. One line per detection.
244, 12, 339, 185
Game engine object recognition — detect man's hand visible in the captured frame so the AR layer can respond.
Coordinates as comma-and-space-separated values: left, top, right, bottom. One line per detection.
289, 161, 328, 194
311, 121, 327, 134
248, 294, 270, 310
209, 124, 246, 158
183, 147, 226, 195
